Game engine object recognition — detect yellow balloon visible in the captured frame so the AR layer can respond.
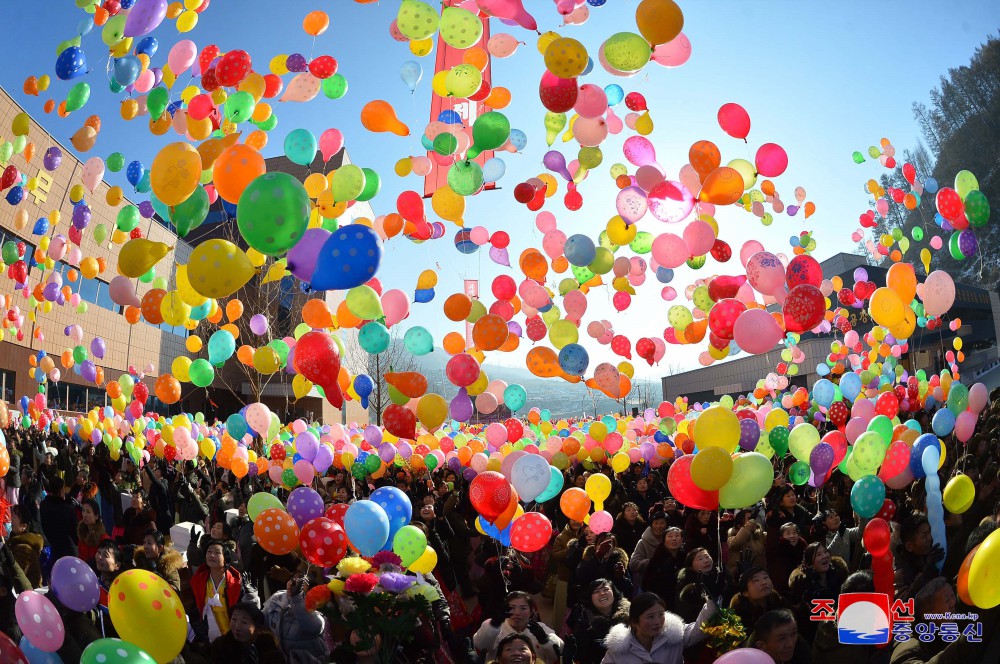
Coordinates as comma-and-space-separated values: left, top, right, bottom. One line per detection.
764, 408, 789, 432
694, 406, 740, 452
617, 361, 634, 379
172, 356, 192, 382
431, 70, 450, 98
536, 31, 560, 54
969, 529, 1000, 608
151, 142, 202, 206
175, 263, 207, 307
690, 447, 734, 490
417, 393, 448, 431
109, 570, 187, 663
409, 546, 438, 574
292, 374, 313, 399
160, 291, 192, 327
466, 370, 489, 396
585, 473, 611, 509
304, 172, 329, 198
185, 336, 203, 353
187, 239, 256, 298
943, 474, 974, 514
431, 185, 465, 225
607, 216, 637, 245
611, 452, 630, 473
239, 72, 266, 102
106, 186, 123, 206
117, 239, 171, 278
544, 38, 589, 78
253, 347, 280, 374
410, 38, 434, 57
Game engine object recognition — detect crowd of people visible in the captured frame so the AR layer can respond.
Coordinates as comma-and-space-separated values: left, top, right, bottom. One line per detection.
1, 390, 999, 664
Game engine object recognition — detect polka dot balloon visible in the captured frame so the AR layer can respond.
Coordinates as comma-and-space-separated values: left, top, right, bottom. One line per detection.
254, 507, 301, 555
51, 556, 100, 612
287, 486, 325, 527
108, 570, 186, 663
299, 516, 349, 567
14, 591, 63, 653
81, 638, 155, 664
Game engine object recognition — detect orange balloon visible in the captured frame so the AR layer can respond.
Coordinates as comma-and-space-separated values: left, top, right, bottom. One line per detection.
57, 101, 68, 118
93, 6, 109, 25
493, 486, 521, 530
463, 47, 489, 70
442, 331, 466, 355
141, 288, 167, 324
519, 249, 548, 282
484, 87, 511, 109
245, 130, 269, 151
124, 306, 141, 324
303, 10, 330, 36
43, 99, 55, 114
958, 544, 978, 605
302, 299, 334, 328
254, 509, 300, 555
207, 304, 224, 324
23, 143, 35, 163
360, 100, 409, 136
498, 333, 519, 353
698, 167, 744, 205
384, 372, 428, 398
760, 180, 775, 196
231, 457, 249, 479
472, 314, 508, 351
526, 347, 561, 377
559, 487, 591, 521
688, 140, 721, 178
226, 298, 245, 322
237, 345, 254, 365
336, 300, 362, 328
382, 213, 404, 238
213, 144, 266, 204
443, 293, 473, 321
551, 256, 568, 274
85, 115, 102, 133
154, 374, 182, 404
337, 365, 351, 393
804, 202, 816, 218
220, 323, 240, 340
107, 380, 122, 399
616, 174, 631, 189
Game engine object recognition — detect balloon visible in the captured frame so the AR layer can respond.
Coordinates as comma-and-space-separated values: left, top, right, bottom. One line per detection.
943, 474, 974, 514
109, 569, 186, 662
510, 513, 553, 553
15, 591, 63, 652
717, 103, 751, 140
186, 240, 256, 299
691, 447, 733, 491
311, 226, 384, 291
150, 142, 201, 206
253, 508, 301, 555
754, 143, 788, 177
361, 100, 409, 136
719, 453, 773, 509
51, 556, 100, 612
294, 331, 343, 408
850, 475, 886, 519
393, 525, 428, 568
635, 0, 684, 45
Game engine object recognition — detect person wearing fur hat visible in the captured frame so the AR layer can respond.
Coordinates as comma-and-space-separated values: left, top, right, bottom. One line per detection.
600, 591, 715, 663
133, 528, 185, 595
566, 578, 631, 664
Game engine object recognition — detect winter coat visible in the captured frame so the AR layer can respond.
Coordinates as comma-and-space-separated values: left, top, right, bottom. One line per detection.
576, 545, 634, 598
675, 568, 730, 623
612, 517, 646, 559
552, 524, 582, 581
262, 590, 329, 663
121, 506, 157, 545
210, 630, 286, 664
40, 492, 79, 560
190, 565, 259, 643
812, 620, 890, 664
765, 504, 814, 546
77, 520, 111, 565
788, 556, 849, 640
642, 547, 684, 611
728, 591, 786, 635
765, 537, 805, 594
7, 531, 44, 587
134, 548, 185, 595
822, 525, 861, 562
568, 599, 630, 664
726, 522, 766, 578
629, 527, 661, 580
599, 602, 714, 664
473, 618, 563, 664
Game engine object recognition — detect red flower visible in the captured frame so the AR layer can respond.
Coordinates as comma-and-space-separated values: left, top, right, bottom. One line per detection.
305, 585, 331, 612
344, 573, 379, 594
370, 551, 402, 568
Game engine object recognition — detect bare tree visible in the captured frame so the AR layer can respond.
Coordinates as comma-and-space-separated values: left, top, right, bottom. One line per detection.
343, 332, 418, 425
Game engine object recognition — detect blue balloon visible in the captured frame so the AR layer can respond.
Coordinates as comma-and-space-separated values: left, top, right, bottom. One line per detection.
812, 379, 835, 408
535, 466, 565, 503
438, 109, 462, 124
508, 128, 528, 151
167, 100, 184, 116
113, 55, 142, 87
225, 414, 248, 440
581, 57, 594, 76
135, 170, 152, 194
399, 60, 422, 92
283, 128, 317, 166
55, 46, 87, 80
310, 225, 383, 291
910, 433, 941, 478
414, 288, 434, 303
655, 267, 674, 283
604, 84, 624, 105
564, 234, 597, 266
420, 134, 434, 151
480, 517, 512, 546
921, 446, 947, 569
931, 408, 955, 437
19, 636, 64, 664
120, 0, 136, 7
353, 374, 374, 409
222, 199, 238, 217
126, 160, 144, 187
483, 157, 506, 183
839, 372, 862, 402
924, 178, 939, 194
558, 343, 589, 376
32, 218, 50, 236
136, 36, 158, 57
78, 17, 94, 36
343, 500, 391, 557
6, 186, 23, 205
454, 229, 478, 255
369, 487, 412, 551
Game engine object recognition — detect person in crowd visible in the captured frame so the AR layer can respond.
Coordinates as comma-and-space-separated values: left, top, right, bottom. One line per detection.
727, 509, 766, 580
630, 511, 668, 584
188, 519, 236, 567
567, 578, 631, 664
600, 591, 715, 664
613, 502, 646, 559
474, 591, 564, 664
576, 532, 634, 599
766, 486, 813, 547
144, 462, 174, 535
767, 523, 806, 595
551, 518, 583, 631
210, 601, 286, 664
77, 497, 111, 565
0, 536, 32, 644
94, 539, 125, 638
629, 478, 660, 519
40, 476, 80, 567
751, 609, 810, 664
683, 510, 720, 562
414, 501, 457, 590
788, 542, 848, 640
812, 508, 860, 562
477, 548, 543, 621
7, 504, 44, 587
675, 547, 729, 623
660, 498, 686, 530
262, 574, 329, 664
191, 539, 259, 644
893, 513, 946, 600
811, 570, 890, 664
729, 567, 786, 632
643, 526, 685, 611
121, 489, 156, 546
488, 633, 538, 664
441, 483, 477, 598
134, 528, 184, 594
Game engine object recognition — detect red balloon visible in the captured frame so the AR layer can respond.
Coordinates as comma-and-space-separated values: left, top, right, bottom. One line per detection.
625, 92, 647, 112
504, 418, 524, 443
514, 182, 535, 204
0, 631, 26, 663
1, 166, 19, 190
294, 331, 343, 408
491, 231, 510, 249
445, 353, 481, 387
707, 275, 745, 302
262, 74, 284, 99
299, 517, 348, 566
875, 391, 899, 419
785, 255, 823, 289
492, 275, 517, 300
708, 298, 746, 341
827, 402, 850, 428
636, 338, 656, 365
216, 50, 252, 87
710, 239, 732, 263
935, 187, 963, 222
325, 503, 348, 525
270, 443, 287, 461
564, 188, 583, 211
876, 499, 896, 522
384, 404, 416, 440
470, 471, 512, 522
611, 335, 631, 359
308, 55, 338, 79
133, 381, 149, 404
526, 318, 547, 342
717, 103, 751, 140
754, 143, 788, 178
863, 517, 891, 557
200, 67, 220, 92
469, 79, 492, 102
397, 190, 425, 223
782, 284, 825, 333
199, 45, 220, 74
612, 291, 631, 312
538, 72, 578, 113
902, 163, 916, 185
510, 513, 553, 553
666, 454, 719, 510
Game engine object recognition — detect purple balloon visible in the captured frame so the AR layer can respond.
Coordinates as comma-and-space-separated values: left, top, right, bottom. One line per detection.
150, 67, 163, 87
286, 53, 308, 72
287, 486, 324, 527
397, 441, 413, 460
809, 441, 835, 477
80, 360, 97, 383
463, 467, 478, 481
738, 418, 760, 451
124, 0, 169, 38
363, 424, 382, 446
90, 337, 106, 359
249, 314, 268, 336
448, 456, 462, 472
284, 346, 297, 374
43, 147, 62, 172
51, 556, 100, 612
543, 150, 572, 181
958, 229, 978, 257
72, 205, 91, 229
313, 444, 334, 474
43, 282, 60, 302
377, 442, 396, 463
450, 387, 473, 422
507, 320, 523, 337
286, 228, 330, 282
138, 200, 155, 218
295, 431, 319, 461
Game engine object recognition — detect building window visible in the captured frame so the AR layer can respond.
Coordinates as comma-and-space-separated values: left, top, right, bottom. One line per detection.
0, 370, 13, 404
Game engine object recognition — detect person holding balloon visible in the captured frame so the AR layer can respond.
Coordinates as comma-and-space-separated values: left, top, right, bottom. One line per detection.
576, 532, 634, 599
262, 573, 329, 663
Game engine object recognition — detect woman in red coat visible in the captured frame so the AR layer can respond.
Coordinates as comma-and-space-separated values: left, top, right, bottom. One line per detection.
190, 540, 258, 644
77, 499, 111, 566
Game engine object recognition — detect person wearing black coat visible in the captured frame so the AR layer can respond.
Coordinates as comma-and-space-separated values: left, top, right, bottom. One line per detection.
144, 463, 173, 535
574, 533, 634, 599
40, 476, 79, 561
611, 502, 646, 559
642, 526, 685, 611
414, 501, 457, 590
566, 578, 631, 664
675, 548, 731, 623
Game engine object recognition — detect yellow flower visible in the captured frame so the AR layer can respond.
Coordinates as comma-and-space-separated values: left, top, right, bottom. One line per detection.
327, 578, 346, 596
337, 557, 372, 575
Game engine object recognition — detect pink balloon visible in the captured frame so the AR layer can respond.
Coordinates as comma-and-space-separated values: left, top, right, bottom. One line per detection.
381, 289, 411, 327
616, 186, 648, 224
563, 3, 589, 24
923, 270, 955, 317
635, 165, 665, 192
574, 84, 608, 119
564, 289, 587, 321
535, 211, 557, 233
851, 399, 876, 423
623, 136, 656, 167
470, 226, 491, 245
542, 230, 567, 258
587, 321, 606, 338
683, 220, 715, 257
82, 156, 105, 193
969, 382, 989, 413
755, 143, 789, 177
411, 156, 433, 176
134, 69, 155, 93
651, 233, 688, 268
487, 33, 520, 58
651, 33, 692, 67
319, 128, 344, 162
15, 590, 64, 652
733, 309, 783, 354
477, 0, 537, 30
651, 337, 666, 362
168, 39, 198, 75
929, 235, 943, 250
589, 510, 613, 534
109, 276, 141, 308
648, 181, 694, 223
745, 251, 786, 295
740, 240, 765, 267
605, 107, 624, 134
573, 116, 608, 147
954, 410, 977, 443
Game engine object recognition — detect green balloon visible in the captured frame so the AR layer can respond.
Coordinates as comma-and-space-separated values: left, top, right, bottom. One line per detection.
358, 321, 390, 354
439, 6, 483, 49
687, 255, 707, 269
170, 185, 209, 237
139, 267, 155, 283
65, 82, 90, 112
109, 79, 125, 94
964, 190, 990, 227
629, 231, 653, 254
768, 425, 790, 457
253, 114, 278, 132
330, 164, 366, 203
357, 168, 381, 202
719, 452, 773, 509
598, 231, 619, 252
116, 205, 140, 232
283, 129, 316, 166
12, 135, 26, 155
81, 638, 155, 664
73, 345, 88, 364
852, 151, 865, 164
2, 241, 18, 265
571, 264, 595, 285
447, 160, 483, 196
322, 73, 349, 100
365, 453, 382, 473
578, 146, 603, 170
101, 13, 127, 46
392, 524, 428, 567
433, 132, 458, 156
283, 468, 301, 486
107, 152, 125, 172
189, 359, 215, 388
268, 339, 290, 366
236, 173, 310, 256
224, 91, 255, 123
948, 231, 966, 260
602, 32, 652, 73
147, 87, 169, 119
789, 460, 811, 486
588, 247, 614, 275
911, 226, 924, 241
247, 492, 284, 520
350, 462, 367, 480
388, 384, 409, 405
396, 0, 441, 40
468, 111, 511, 159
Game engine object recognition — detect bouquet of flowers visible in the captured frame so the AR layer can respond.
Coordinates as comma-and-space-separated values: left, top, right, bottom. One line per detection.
700, 606, 747, 654
314, 551, 437, 664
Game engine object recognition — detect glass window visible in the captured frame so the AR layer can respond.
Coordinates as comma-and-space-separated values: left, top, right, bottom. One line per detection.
95, 281, 115, 311
79, 276, 99, 304
67, 383, 88, 413
87, 388, 107, 411
0, 370, 14, 404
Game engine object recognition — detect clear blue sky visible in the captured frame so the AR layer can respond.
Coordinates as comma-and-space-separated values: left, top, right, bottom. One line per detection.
1, 1, 997, 378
